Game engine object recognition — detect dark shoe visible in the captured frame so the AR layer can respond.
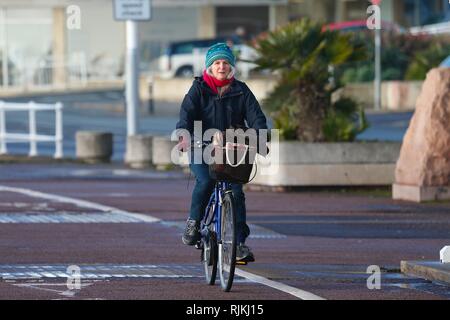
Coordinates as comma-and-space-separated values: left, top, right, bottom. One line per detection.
182, 218, 200, 246
236, 243, 255, 262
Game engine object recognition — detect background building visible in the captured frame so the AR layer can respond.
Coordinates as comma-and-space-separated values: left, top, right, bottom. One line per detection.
0, 0, 448, 89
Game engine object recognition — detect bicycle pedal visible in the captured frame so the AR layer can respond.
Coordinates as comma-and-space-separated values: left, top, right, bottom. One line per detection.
195, 241, 203, 250
235, 260, 248, 265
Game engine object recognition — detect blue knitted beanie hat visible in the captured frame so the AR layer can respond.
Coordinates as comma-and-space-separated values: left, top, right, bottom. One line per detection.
205, 43, 236, 68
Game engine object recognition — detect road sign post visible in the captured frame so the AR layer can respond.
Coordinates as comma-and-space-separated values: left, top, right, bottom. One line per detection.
374, 26, 381, 111
370, 0, 382, 111
114, 0, 151, 136
125, 20, 139, 136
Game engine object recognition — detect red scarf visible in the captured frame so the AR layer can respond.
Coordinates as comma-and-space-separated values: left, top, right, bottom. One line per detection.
202, 70, 234, 94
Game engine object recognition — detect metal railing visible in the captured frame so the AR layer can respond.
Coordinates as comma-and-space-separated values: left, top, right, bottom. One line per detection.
2, 52, 89, 89
0, 101, 63, 158
1, 51, 126, 89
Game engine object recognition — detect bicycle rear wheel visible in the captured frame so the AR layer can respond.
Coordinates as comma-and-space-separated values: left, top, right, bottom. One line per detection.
218, 191, 236, 292
202, 200, 217, 285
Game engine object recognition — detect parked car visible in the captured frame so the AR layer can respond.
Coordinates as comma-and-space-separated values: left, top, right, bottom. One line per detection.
322, 20, 405, 33
440, 55, 450, 68
152, 37, 258, 79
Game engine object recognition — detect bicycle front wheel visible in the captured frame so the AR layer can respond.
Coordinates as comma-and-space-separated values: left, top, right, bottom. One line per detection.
202, 229, 217, 285
218, 191, 236, 292
202, 198, 217, 285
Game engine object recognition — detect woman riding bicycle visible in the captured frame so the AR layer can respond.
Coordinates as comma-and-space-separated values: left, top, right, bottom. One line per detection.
176, 42, 268, 262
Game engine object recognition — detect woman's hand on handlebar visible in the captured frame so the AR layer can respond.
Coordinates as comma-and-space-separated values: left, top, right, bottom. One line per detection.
177, 136, 190, 152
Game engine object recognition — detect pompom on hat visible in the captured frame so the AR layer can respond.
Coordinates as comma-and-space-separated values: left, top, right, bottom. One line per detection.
205, 43, 236, 68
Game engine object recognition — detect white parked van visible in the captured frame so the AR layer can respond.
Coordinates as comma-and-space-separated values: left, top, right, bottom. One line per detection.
153, 38, 258, 79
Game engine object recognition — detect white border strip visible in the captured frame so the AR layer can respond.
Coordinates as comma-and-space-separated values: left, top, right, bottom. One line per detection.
0, 185, 159, 223
235, 268, 326, 300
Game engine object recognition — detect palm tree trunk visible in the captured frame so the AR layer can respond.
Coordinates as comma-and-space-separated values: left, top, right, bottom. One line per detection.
295, 83, 328, 142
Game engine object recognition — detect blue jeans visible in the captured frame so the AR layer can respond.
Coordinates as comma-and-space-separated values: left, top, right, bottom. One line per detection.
189, 162, 250, 244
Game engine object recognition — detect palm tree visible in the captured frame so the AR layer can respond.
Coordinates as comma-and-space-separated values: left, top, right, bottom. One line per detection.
253, 19, 368, 142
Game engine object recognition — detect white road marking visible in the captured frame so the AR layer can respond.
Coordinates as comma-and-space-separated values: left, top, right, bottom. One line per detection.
162, 220, 286, 239
0, 185, 159, 223
0, 185, 324, 300
0, 264, 204, 279
13, 282, 94, 297
235, 268, 326, 300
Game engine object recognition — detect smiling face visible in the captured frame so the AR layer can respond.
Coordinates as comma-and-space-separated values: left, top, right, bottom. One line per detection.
211, 59, 231, 81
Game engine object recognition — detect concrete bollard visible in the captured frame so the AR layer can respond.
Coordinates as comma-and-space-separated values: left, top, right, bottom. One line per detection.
125, 135, 153, 169
152, 136, 176, 170
76, 131, 113, 164
152, 136, 189, 170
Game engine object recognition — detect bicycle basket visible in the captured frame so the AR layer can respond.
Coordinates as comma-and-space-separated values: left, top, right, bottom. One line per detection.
208, 131, 257, 184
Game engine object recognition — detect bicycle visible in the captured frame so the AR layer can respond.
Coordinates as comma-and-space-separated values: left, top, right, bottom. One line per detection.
192, 137, 256, 292
187, 132, 261, 292
196, 179, 238, 292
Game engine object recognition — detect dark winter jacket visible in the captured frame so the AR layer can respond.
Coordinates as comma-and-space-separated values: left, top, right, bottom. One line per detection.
176, 76, 268, 140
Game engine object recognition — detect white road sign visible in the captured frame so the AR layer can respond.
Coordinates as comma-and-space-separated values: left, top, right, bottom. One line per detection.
114, 0, 151, 21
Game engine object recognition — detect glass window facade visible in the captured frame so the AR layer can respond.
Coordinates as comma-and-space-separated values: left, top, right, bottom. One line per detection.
0, 7, 52, 87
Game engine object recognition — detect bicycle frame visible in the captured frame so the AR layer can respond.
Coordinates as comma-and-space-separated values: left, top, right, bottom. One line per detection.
203, 181, 231, 243
201, 179, 237, 291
